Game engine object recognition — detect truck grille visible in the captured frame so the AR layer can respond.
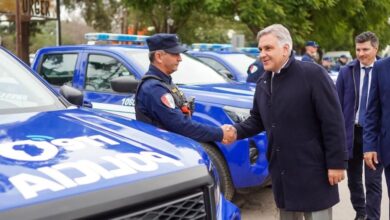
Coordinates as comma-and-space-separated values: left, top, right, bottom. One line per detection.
111, 191, 207, 220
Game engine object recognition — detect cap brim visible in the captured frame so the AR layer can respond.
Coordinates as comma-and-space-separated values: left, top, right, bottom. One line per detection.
164, 45, 188, 54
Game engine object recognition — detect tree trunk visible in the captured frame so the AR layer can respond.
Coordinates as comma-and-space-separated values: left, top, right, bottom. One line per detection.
20, 21, 30, 65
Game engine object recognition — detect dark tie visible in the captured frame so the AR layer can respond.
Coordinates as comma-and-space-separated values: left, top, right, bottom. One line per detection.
358, 66, 372, 126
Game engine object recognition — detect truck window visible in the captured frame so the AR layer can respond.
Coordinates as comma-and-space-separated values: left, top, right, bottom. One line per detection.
85, 54, 135, 92
40, 54, 78, 86
197, 57, 233, 79
198, 57, 231, 73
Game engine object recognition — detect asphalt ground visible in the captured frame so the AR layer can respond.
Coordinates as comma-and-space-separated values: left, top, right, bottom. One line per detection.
235, 173, 389, 220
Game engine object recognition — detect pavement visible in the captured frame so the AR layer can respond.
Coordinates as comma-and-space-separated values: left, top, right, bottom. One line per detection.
236, 173, 389, 220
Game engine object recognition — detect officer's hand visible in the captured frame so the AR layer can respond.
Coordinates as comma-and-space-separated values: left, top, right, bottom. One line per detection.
364, 151, 378, 170
328, 169, 345, 186
221, 125, 237, 145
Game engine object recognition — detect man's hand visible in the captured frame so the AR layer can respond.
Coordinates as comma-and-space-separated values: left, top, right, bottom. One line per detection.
221, 125, 237, 145
328, 169, 345, 186
364, 151, 378, 170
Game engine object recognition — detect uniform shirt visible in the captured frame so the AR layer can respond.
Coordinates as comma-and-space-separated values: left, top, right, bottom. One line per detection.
246, 59, 264, 83
136, 64, 223, 142
301, 53, 315, 63
355, 62, 375, 124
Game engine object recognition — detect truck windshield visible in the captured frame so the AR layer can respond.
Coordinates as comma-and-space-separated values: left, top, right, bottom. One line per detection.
0, 49, 64, 114
126, 50, 229, 85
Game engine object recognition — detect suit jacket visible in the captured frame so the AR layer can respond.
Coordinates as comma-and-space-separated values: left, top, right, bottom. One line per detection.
234, 55, 347, 211
336, 57, 381, 159
336, 59, 361, 159
364, 57, 390, 167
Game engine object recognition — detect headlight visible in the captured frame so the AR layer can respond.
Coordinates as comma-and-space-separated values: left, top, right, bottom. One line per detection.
223, 106, 251, 123
208, 161, 221, 207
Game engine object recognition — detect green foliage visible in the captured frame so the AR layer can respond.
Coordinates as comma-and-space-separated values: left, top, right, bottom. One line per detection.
202, 0, 390, 54
29, 21, 57, 53
63, 0, 120, 31
62, 0, 390, 54
123, 0, 204, 33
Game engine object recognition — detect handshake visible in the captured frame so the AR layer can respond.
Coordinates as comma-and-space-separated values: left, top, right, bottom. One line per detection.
221, 125, 237, 145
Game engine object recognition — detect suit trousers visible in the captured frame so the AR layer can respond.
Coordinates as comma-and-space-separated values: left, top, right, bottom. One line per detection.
279, 208, 332, 220
348, 126, 383, 220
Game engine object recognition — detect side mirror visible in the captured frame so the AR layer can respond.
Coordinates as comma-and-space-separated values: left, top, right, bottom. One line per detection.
59, 85, 84, 106
111, 76, 140, 93
220, 70, 234, 80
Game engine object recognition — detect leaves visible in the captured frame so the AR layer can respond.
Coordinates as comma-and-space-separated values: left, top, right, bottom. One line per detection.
61, 0, 390, 53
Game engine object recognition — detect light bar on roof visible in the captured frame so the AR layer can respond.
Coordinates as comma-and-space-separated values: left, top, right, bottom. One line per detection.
238, 47, 259, 53
85, 33, 149, 42
192, 43, 232, 51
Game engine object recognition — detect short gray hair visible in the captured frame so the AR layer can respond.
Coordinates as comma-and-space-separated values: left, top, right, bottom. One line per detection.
257, 24, 293, 53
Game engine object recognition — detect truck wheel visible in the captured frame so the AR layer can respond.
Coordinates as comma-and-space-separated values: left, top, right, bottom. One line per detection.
201, 143, 235, 201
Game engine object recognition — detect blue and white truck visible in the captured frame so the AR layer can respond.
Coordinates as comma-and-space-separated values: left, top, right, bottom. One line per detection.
31, 33, 270, 200
0, 46, 240, 219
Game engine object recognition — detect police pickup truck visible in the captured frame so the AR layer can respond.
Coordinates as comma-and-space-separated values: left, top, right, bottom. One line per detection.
31, 33, 270, 200
189, 43, 257, 82
0, 47, 240, 219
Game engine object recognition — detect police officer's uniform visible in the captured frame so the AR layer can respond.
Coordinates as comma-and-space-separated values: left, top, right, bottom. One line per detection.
301, 41, 319, 63
301, 53, 315, 63
135, 33, 223, 142
246, 59, 264, 83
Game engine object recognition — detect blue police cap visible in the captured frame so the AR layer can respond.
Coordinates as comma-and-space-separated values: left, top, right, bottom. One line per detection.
305, 41, 319, 47
322, 56, 332, 61
146, 33, 187, 54
339, 54, 348, 59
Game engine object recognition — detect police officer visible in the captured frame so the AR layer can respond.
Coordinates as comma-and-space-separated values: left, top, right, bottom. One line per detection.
302, 40, 319, 63
135, 33, 235, 143
321, 56, 333, 73
246, 58, 265, 83
333, 54, 349, 72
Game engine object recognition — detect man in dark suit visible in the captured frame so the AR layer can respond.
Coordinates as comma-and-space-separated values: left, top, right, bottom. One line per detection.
336, 31, 383, 220
364, 56, 390, 220
227, 24, 346, 220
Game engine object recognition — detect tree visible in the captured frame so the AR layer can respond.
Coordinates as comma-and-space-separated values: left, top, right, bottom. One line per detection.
63, 0, 120, 32
203, 0, 390, 53
62, 0, 390, 53
203, 0, 340, 50
123, 0, 204, 33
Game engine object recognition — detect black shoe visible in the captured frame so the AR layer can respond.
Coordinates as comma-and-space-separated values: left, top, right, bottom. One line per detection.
354, 215, 366, 220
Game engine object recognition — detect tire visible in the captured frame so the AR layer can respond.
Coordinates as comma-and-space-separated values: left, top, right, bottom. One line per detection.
200, 142, 235, 201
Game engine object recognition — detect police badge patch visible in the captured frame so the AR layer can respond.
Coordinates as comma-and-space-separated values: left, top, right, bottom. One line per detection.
248, 64, 258, 74
161, 93, 175, 109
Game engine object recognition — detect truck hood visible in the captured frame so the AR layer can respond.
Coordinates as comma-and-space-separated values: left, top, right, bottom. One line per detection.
180, 82, 256, 108
0, 108, 207, 211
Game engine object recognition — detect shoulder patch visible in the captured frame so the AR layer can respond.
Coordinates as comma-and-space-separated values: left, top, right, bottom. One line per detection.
161, 93, 175, 109
249, 65, 258, 74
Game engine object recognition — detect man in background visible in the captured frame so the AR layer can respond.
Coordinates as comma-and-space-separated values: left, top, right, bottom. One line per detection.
302, 40, 319, 63
336, 31, 383, 220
